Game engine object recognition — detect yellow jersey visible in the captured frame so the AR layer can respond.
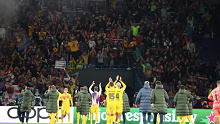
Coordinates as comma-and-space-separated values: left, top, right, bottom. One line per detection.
105, 82, 117, 104
68, 40, 79, 52
114, 81, 126, 103
61, 93, 73, 108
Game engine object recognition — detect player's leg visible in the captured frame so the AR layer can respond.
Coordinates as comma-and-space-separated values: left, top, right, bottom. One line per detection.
159, 114, 164, 124
187, 115, 194, 124
182, 115, 186, 124
67, 113, 70, 124
177, 115, 182, 124
26, 112, 29, 124
95, 106, 99, 124
142, 113, 146, 124
56, 113, 59, 124
61, 108, 66, 124
90, 105, 94, 124
67, 108, 71, 124
86, 115, 88, 123
214, 116, 218, 124
77, 112, 80, 124
106, 114, 111, 124
153, 113, 157, 124
21, 112, 25, 124
56, 106, 59, 124
82, 115, 85, 124
51, 113, 55, 124
117, 113, 122, 124
122, 112, 126, 124
147, 112, 151, 124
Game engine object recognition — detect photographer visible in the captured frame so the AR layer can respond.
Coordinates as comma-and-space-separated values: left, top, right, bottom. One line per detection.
20, 86, 34, 124
32, 89, 42, 106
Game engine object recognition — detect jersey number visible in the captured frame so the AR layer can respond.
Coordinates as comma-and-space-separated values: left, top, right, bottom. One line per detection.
116, 93, 119, 99
109, 93, 115, 99
215, 94, 218, 101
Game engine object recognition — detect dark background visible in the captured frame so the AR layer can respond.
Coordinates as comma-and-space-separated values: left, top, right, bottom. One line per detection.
69, 69, 134, 87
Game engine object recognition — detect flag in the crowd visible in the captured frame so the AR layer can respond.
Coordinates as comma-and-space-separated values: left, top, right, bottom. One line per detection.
4, 85, 20, 102
5, 66, 14, 82
11, 29, 31, 51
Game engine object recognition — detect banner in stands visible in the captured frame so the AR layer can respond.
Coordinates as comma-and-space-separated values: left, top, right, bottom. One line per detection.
0, 106, 73, 123
55, 61, 66, 69
73, 107, 213, 124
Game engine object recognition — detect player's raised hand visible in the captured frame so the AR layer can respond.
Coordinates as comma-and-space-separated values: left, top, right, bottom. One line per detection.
109, 77, 113, 82
92, 81, 95, 85
99, 82, 101, 86
116, 75, 119, 80
119, 77, 122, 81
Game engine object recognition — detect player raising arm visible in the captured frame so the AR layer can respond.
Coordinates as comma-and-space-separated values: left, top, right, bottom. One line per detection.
208, 80, 220, 124
105, 77, 117, 124
89, 81, 102, 124
61, 88, 73, 124
114, 76, 126, 124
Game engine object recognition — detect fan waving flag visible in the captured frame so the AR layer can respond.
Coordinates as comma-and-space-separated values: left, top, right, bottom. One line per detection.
4, 84, 20, 102
11, 29, 31, 51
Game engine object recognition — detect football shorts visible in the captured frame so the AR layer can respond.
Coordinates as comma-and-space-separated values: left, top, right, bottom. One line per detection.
90, 105, 99, 114
61, 107, 70, 115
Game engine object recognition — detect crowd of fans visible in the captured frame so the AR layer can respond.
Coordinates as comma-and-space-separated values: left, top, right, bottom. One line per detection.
0, 0, 219, 106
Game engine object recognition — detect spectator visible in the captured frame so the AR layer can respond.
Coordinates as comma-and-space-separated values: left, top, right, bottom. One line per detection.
185, 23, 193, 39
151, 34, 160, 48
189, 83, 197, 96
202, 101, 211, 109
32, 89, 42, 106
163, 38, 172, 49
131, 22, 140, 37
150, 81, 169, 124
186, 39, 195, 53
194, 96, 202, 109
135, 81, 152, 124
96, 50, 104, 68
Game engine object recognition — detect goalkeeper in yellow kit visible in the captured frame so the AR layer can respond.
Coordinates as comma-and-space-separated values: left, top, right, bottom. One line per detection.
61, 88, 73, 124
105, 77, 117, 124
114, 76, 126, 124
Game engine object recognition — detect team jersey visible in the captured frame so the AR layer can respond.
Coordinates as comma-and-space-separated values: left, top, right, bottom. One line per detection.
105, 82, 117, 104
61, 93, 73, 108
114, 81, 126, 103
89, 84, 102, 106
208, 87, 220, 108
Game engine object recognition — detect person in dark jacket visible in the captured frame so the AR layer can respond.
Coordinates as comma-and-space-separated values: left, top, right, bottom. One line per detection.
150, 81, 169, 124
122, 91, 130, 124
16, 92, 23, 123
174, 85, 193, 124
78, 86, 91, 124
20, 86, 33, 124
74, 87, 84, 124
135, 81, 152, 124
44, 85, 59, 124
193, 95, 202, 108
185, 86, 195, 124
